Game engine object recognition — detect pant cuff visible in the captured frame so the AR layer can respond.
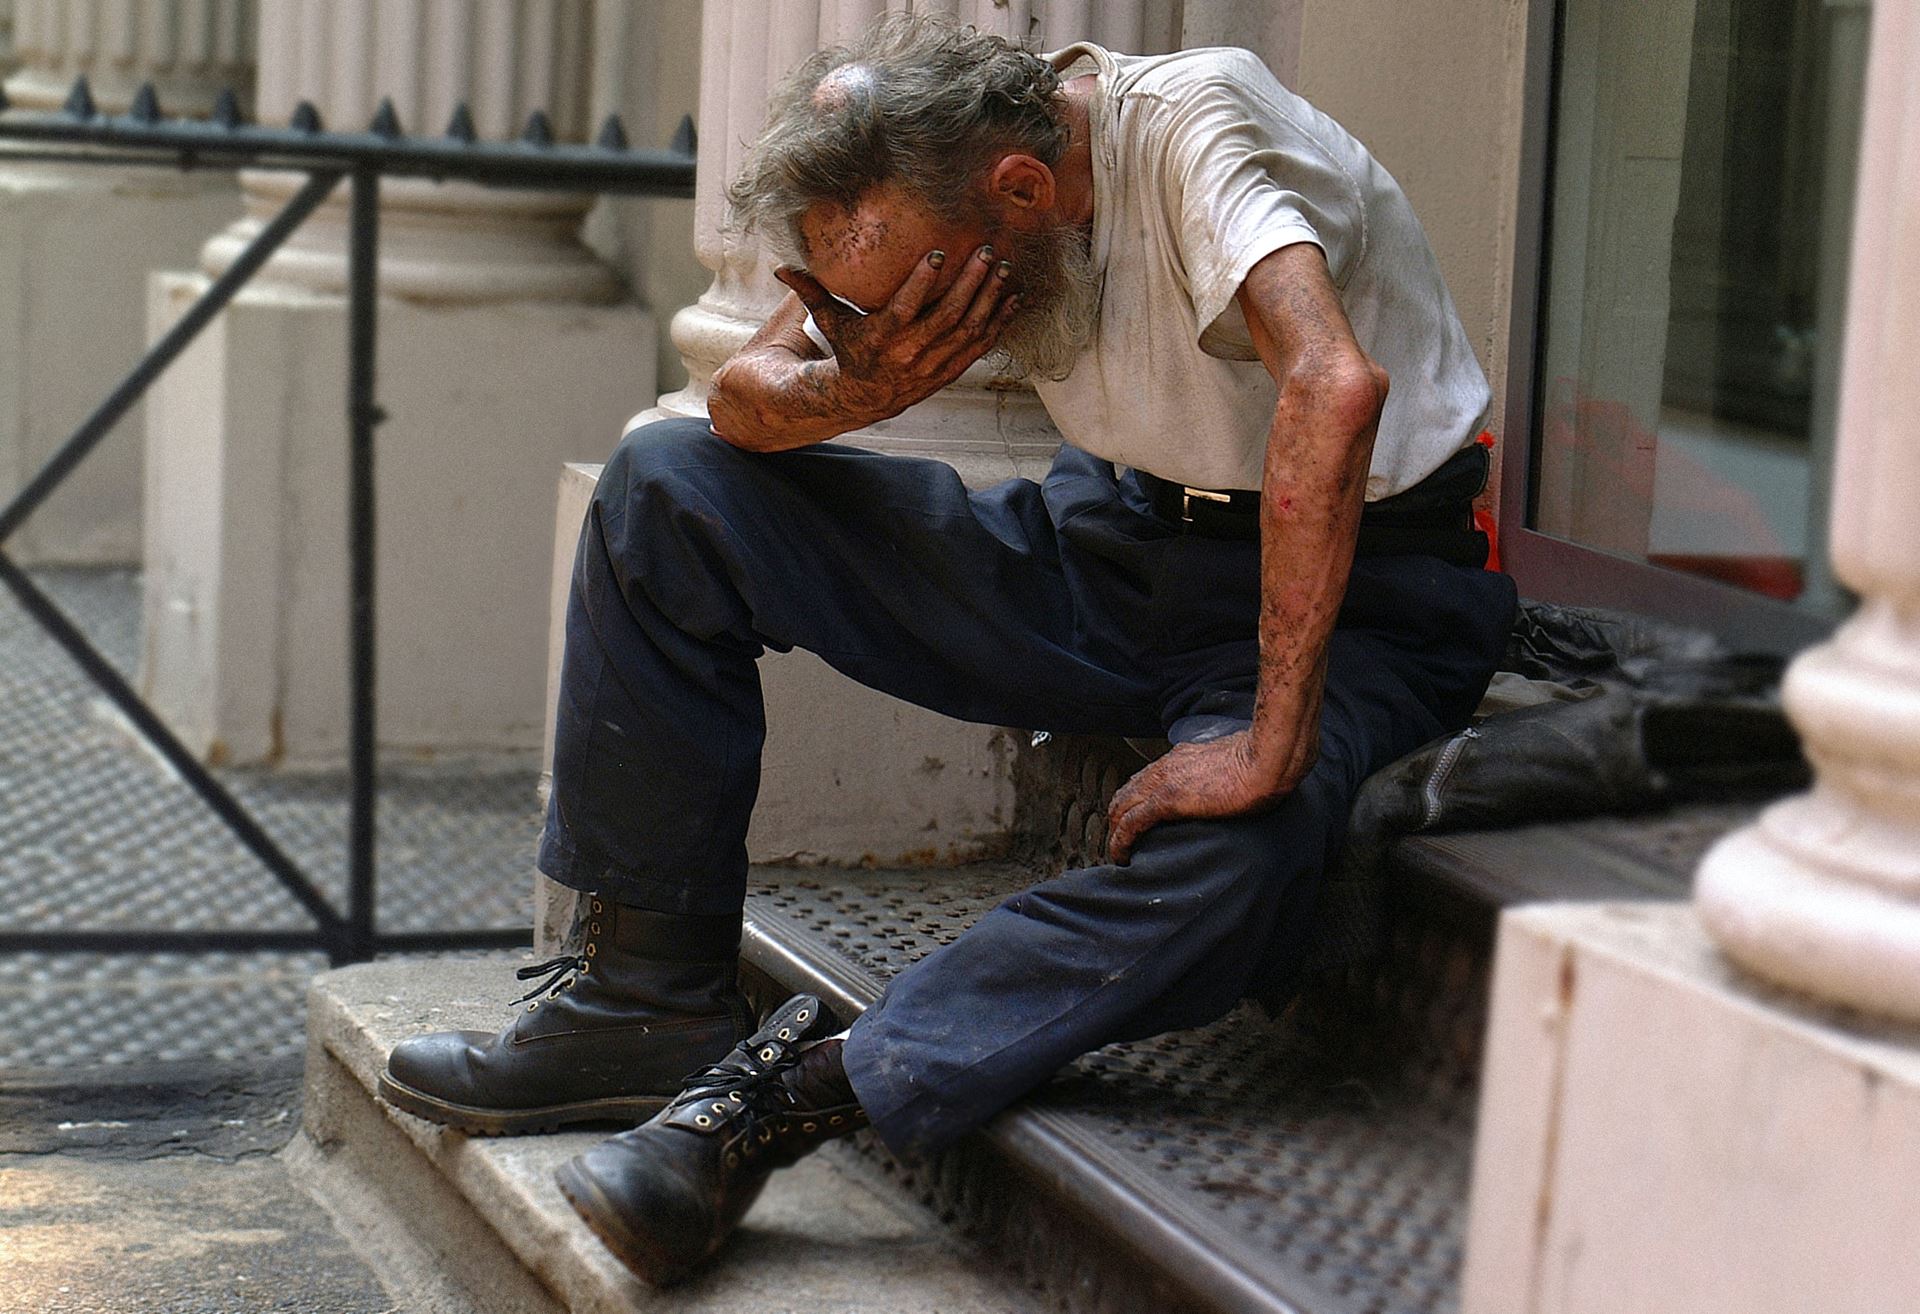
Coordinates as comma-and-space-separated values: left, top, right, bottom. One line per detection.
535, 831, 744, 918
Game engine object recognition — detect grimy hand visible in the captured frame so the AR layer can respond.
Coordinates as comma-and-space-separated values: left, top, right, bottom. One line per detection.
773, 245, 1018, 426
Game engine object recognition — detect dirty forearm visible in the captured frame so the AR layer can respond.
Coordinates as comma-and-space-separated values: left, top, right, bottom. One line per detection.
708, 348, 883, 452
706, 294, 878, 451
1248, 356, 1385, 787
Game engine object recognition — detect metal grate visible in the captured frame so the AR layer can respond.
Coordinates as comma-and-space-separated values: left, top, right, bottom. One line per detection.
0, 569, 538, 1067
746, 865, 1481, 1314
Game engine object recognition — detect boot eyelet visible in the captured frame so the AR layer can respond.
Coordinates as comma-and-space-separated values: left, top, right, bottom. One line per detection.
829, 1115, 842, 1125
758, 1129, 772, 1144
802, 1121, 817, 1133
585, 944, 597, 958
712, 1102, 727, 1114
729, 1092, 742, 1103
796, 1009, 810, 1022
527, 1003, 538, 1013
777, 1028, 792, 1040
759, 1047, 776, 1061
590, 900, 603, 914
589, 921, 601, 935
695, 1115, 712, 1128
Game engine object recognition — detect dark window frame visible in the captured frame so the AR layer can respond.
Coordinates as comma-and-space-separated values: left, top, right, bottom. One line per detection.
1498, 0, 1838, 656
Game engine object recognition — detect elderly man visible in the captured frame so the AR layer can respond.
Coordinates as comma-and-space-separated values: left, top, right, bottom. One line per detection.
378, 14, 1515, 1284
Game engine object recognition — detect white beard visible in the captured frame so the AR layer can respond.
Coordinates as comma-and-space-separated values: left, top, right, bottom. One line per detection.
987, 221, 1100, 382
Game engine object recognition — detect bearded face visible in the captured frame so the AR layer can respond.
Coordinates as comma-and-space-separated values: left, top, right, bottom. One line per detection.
988, 217, 1101, 382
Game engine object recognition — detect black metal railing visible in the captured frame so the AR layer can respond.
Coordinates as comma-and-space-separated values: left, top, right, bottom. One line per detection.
0, 81, 695, 965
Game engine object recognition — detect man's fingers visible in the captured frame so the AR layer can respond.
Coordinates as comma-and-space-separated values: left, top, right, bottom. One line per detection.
1105, 765, 1162, 864
920, 245, 999, 334
960, 260, 1016, 336
1107, 797, 1161, 865
885, 249, 950, 321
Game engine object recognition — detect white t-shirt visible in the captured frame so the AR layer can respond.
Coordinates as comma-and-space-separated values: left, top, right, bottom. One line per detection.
1035, 43, 1490, 498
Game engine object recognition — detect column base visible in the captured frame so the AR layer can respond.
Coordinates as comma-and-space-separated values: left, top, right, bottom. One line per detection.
141, 271, 656, 766
1462, 900, 1920, 1314
0, 164, 240, 564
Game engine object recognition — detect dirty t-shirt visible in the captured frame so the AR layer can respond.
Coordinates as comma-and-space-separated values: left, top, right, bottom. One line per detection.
1035, 43, 1490, 497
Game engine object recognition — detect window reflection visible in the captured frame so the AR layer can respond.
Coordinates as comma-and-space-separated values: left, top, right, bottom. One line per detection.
1533, 0, 1867, 614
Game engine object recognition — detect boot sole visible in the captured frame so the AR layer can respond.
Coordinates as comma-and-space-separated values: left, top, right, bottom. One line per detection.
375, 1073, 672, 1137
555, 1158, 695, 1288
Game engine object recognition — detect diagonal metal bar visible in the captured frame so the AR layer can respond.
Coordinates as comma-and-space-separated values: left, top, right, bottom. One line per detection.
0, 550, 349, 949
344, 167, 382, 963
0, 169, 343, 546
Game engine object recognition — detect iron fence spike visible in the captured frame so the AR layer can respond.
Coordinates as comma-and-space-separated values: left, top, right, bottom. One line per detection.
212, 87, 242, 129
130, 83, 163, 124
290, 100, 322, 133
370, 97, 402, 138
596, 113, 629, 151
445, 102, 476, 142
521, 109, 554, 147
64, 77, 98, 120
670, 114, 696, 157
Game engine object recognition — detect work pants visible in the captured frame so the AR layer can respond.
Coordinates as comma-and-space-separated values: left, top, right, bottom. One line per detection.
538, 417, 1517, 1155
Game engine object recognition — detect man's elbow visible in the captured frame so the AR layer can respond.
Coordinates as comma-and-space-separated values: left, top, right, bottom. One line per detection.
705, 361, 761, 450
1296, 350, 1389, 437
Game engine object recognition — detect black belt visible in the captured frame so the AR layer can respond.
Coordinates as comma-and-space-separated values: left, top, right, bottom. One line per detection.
1137, 443, 1491, 568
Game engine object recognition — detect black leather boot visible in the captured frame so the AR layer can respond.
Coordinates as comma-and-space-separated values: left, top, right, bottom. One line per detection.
554, 994, 866, 1286
376, 896, 752, 1135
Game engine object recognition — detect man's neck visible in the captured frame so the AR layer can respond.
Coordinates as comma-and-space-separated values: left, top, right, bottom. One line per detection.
1054, 76, 1099, 229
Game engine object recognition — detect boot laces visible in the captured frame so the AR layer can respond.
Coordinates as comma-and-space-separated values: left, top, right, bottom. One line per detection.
679, 1058, 800, 1154
511, 952, 587, 1006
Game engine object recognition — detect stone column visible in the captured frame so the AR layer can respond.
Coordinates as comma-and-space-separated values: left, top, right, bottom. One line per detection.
0, 1, 252, 564
140, 0, 657, 765
1693, 0, 1920, 1023
5, 0, 251, 113
0, 2, 16, 76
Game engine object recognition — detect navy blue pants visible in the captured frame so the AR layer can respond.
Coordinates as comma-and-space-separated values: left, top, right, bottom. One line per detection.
538, 417, 1517, 1155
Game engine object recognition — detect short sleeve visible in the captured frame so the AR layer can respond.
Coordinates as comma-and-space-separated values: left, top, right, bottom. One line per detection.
800, 312, 833, 356
1157, 56, 1364, 360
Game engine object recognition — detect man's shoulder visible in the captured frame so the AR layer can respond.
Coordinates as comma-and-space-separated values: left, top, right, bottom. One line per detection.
1108, 45, 1289, 106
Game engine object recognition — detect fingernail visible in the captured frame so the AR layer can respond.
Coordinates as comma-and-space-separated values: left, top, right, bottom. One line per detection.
996, 261, 1014, 279
978, 245, 995, 261
928, 250, 946, 268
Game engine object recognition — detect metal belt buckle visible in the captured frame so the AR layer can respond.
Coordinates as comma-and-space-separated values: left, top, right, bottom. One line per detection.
1180, 486, 1232, 524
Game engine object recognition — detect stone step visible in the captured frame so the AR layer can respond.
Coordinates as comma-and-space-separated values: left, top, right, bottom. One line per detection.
298, 804, 1748, 1314
296, 953, 1042, 1314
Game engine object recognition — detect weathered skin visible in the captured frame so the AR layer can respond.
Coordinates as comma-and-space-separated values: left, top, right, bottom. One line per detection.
705, 77, 1387, 862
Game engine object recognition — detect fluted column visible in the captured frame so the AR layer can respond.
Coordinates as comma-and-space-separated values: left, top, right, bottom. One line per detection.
656, 0, 1177, 487
142, 0, 656, 764
1694, 0, 1920, 1020
0, 1, 252, 566
3, 0, 252, 115
201, 0, 612, 303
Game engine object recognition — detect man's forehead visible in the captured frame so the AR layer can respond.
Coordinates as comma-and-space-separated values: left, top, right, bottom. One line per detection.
799, 198, 895, 262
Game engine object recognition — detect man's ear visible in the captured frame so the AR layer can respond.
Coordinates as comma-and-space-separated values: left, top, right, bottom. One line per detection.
986, 154, 1057, 214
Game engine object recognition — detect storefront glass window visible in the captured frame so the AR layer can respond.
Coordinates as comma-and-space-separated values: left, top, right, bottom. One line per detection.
1533, 0, 1869, 614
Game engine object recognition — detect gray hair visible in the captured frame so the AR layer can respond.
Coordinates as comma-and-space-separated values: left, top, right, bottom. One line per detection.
726, 14, 1068, 264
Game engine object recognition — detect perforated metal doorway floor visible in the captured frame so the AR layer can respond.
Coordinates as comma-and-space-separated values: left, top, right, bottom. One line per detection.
0, 568, 537, 1068
744, 867, 1478, 1314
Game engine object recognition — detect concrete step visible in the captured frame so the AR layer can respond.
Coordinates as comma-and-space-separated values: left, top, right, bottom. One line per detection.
295, 954, 1041, 1314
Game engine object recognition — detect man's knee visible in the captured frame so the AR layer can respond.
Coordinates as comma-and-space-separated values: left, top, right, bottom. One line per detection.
601, 416, 739, 505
